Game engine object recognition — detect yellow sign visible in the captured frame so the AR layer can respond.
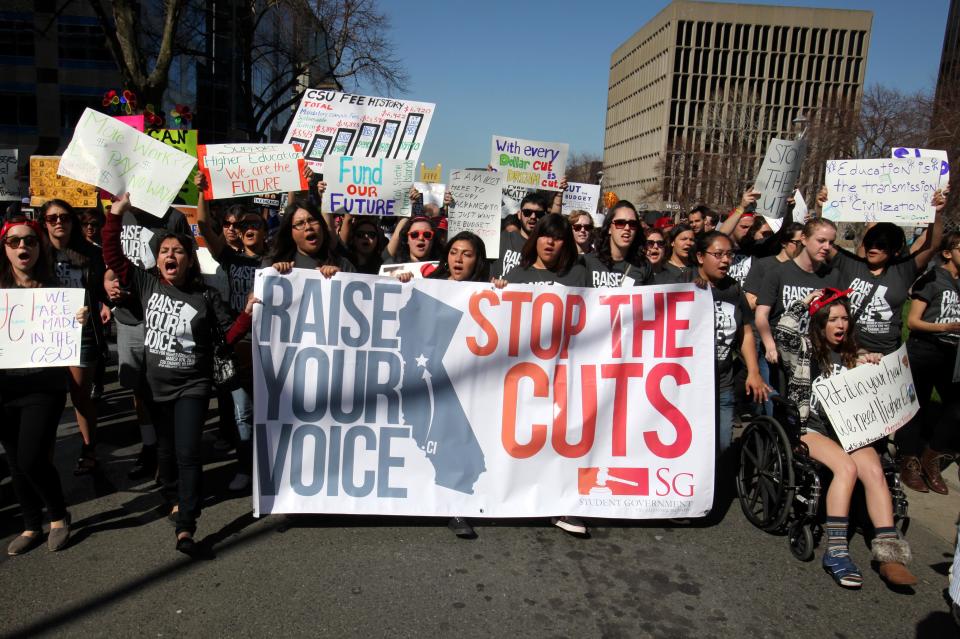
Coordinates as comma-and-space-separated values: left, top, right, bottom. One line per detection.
419, 162, 442, 183
29, 156, 97, 207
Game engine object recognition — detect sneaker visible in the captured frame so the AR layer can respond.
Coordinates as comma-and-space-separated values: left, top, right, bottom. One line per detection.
551, 516, 588, 535
127, 445, 157, 481
228, 473, 251, 492
822, 548, 862, 588
447, 517, 476, 538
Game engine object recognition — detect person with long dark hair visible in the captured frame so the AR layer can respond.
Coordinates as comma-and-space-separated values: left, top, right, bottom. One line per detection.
775, 288, 916, 588
270, 200, 354, 274
644, 228, 666, 274
654, 223, 696, 283
583, 201, 652, 287
382, 216, 441, 266
500, 214, 587, 287
428, 231, 490, 283
339, 215, 386, 275
1, 219, 88, 554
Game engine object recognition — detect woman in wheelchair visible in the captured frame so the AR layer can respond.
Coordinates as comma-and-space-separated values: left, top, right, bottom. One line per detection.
775, 287, 916, 589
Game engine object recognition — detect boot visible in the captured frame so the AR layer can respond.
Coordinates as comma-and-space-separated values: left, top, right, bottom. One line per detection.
898, 456, 928, 493
920, 447, 948, 495
873, 537, 917, 586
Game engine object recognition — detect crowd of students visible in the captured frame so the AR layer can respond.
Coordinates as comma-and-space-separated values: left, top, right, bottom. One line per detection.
1, 165, 957, 594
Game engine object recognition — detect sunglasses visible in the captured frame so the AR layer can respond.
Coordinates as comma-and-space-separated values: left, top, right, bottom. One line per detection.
4, 234, 39, 248
237, 220, 265, 231
572, 223, 593, 232
221, 220, 237, 229
646, 239, 665, 248
785, 239, 803, 247
355, 230, 378, 240
611, 219, 640, 230
520, 208, 545, 219
44, 214, 71, 225
408, 230, 434, 241
80, 221, 101, 229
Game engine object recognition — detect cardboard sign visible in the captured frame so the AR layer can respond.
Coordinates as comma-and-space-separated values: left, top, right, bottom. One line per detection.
321, 156, 414, 217
891, 147, 949, 185
448, 169, 504, 255
562, 183, 601, 216
0, 149, 19, 201
58, 108, 196, 217
490, 135, 567, 191
378, 261, 439, 279
253, 271, 716, 519
147, 129, 199, 205
413, 181, 446, 208
29, 156, 98, 207
420, 162, 442, 182
813, 345, 920, 452
0, 288, 85, 368
284, 90, 435, 171
755, 138, 807, 219
823, 158, 945, 225
197, 144, 307, 200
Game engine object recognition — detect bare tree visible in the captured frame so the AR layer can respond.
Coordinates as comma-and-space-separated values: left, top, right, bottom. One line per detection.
565, 151, 602, 184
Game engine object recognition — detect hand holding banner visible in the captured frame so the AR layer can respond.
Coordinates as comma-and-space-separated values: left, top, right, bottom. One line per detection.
322, 156, 414, 216
448, 169, 504, 254
197, 144, 307, 200
0, 288, 85, 368
491, 135, 568, 191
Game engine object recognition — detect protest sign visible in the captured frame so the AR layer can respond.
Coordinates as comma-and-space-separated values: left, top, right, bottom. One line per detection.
197, 144, 307, 200
791, 189, 808, 221
29, 156, 98, 207
252, 271, 716, 519
501, 184, 535, 218
322, 156, 414, 217
0, 288, 84, 368
253, 193, 282, 209
562, 183, 601, 216
812, 345, 919, 452
491, 135, 567, 191
378, 261, 439, 279
147, 129, 199, 205
755, 138, 806, 219
413, 181, 446, 208
892, 147, 949, 185
447, 169, 504, 255
420, 163, 442, 182
823, 158, 945, 225
0, 149, 19, 201
284, 90, 435, 171
58, 108, 196, 217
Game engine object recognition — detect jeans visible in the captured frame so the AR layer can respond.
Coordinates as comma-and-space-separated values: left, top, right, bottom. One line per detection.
232, 386, 253, 475
154, 396, 208, 535
718, 386, 735, 454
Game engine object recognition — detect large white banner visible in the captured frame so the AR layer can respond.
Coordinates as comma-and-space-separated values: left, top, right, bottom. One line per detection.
491, 135, 568, 191
813, 344, 919, 452
58, 108, 196, 217
0, 288, 84, 368
823, 158, 945, 225
253, 270, 716, 519
448, 169, 504, 255
284, 90, 435, 171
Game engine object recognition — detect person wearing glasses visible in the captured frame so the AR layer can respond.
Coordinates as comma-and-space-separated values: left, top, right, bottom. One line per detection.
78, 209, 105, 246
895, 230, 960, 495
39, 199, 108, 476
644, 228, 666, 274
566, 210, 595, 255
493, 192, 551, 278
269, 200, 354, 274
218, 206, 246, 255
382, 216, 441, 267
654, 223, 696, 284
340, 216, 386, 275
2, 219, 89, 555
583, 200, 652, 287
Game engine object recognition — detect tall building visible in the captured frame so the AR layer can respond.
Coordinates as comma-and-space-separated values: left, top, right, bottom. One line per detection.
603, 1, 872, 209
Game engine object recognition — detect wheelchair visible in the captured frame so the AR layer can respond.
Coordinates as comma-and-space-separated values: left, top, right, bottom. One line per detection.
735, 398, 910, 561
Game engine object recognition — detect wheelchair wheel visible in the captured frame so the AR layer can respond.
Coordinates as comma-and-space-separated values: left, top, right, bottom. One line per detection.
737, 417, 795, 532
788, 523, 815, 562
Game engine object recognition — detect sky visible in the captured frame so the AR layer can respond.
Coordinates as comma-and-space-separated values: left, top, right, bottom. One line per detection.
351, 0, 952, 182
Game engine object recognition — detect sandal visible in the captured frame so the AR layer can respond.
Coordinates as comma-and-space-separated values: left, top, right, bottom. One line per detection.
823, 549, 863, 588
74, 444, 98, 476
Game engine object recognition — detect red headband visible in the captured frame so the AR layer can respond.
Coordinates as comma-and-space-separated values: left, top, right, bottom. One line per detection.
809, 287, 853, 316
0, 219, 42, 240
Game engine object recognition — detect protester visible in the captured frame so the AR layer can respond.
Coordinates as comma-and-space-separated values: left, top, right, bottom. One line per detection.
743, 222, 806, 310
1, 218, 87, 554
339, 215, 386, 275
567, 210, 595, 255
382, 216, 441, 266
270, 200, 355, 273
427, 231, 490, 284
703, 210, 719, 233
775, 288, 916, 588
219, 206, 246, 254
644, 228, 666, 274
687, 205, 709, 235
582, 201, 652, 287
654, 223, 695, 283
494, 192, 551, 277
502, 214, 521, 235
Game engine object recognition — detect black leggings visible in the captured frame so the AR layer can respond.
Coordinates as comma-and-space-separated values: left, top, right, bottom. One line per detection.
895, 337, 960, 455
154, 396, 208, 535
0, 393, 68, 530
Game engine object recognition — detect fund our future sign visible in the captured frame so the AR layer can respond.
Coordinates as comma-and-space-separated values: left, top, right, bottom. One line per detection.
58, 108, 196, 217
823, 157, 945, 225
322, 156, 415, 216
813, 345, 919, 453
197, 144, 308, 200
252, 270, 716, 519
284, 90, 435, 171
754, 137, 807, 219
448, 169, 505, 255
0, 288, 85, 368
491, 135, 568, 191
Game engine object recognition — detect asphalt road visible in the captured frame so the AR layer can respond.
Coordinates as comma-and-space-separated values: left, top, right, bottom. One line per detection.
1, 360, 958, 638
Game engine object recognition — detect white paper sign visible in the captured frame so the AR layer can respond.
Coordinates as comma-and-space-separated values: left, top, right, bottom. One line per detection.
823, 158, 945, 225
562, 183, 601, 216
0, 149, 19, 200
198, 144, 307, 200
813, 345, 920, 452
755, 137, 806, 219
378, 261, 439, 279
284, 90, 435, 171
891, 147, 949, 185
413, 181, 446, 208
448, 169, 505, 255
490, 135, 568, 191
791, 189, 808, 221
322, 156, 415, 217
0, 288, 84, 368
58, 108, 196, 217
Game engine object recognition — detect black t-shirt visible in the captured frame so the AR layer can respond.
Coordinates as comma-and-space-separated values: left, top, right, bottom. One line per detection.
727, 251, 753, 288
757, 259, 841, 333
52, 245, 104, 351
215, 248, 262, 316
504, 262, 588, 287
493, 231, 527, 278
833, 249, 917, 354
582, 253, 653, 287
911, 266, 960, 347
743, 255, 784, 297
654, 261, 693, 284
711, 277, 754, 387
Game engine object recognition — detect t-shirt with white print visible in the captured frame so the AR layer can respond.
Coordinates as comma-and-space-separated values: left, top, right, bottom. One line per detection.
757, 259, 841, 334
912, 266, 960, 347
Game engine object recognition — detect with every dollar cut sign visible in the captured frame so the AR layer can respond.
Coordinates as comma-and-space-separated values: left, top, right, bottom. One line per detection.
491, 135, 568, 191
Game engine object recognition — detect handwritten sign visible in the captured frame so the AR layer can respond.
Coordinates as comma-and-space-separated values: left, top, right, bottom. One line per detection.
448, 170, 504, 255
147, 129, 199, 205
284, 90, 435, 171
501, 184, 535, 218
562, 182, 601, 216
823, 158, 944, 225
29, 156, 98, 207
413, 181, 446, 208
813, 345, 919, 452
0, 288, 84, 368
197, 144, 307, 200
322, 156, 414, 217
891, 147, 949, 185
0, 149, 19, 201
420, 162, 442, 182
490, 135, 567, 191
755, 138, 806, 219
